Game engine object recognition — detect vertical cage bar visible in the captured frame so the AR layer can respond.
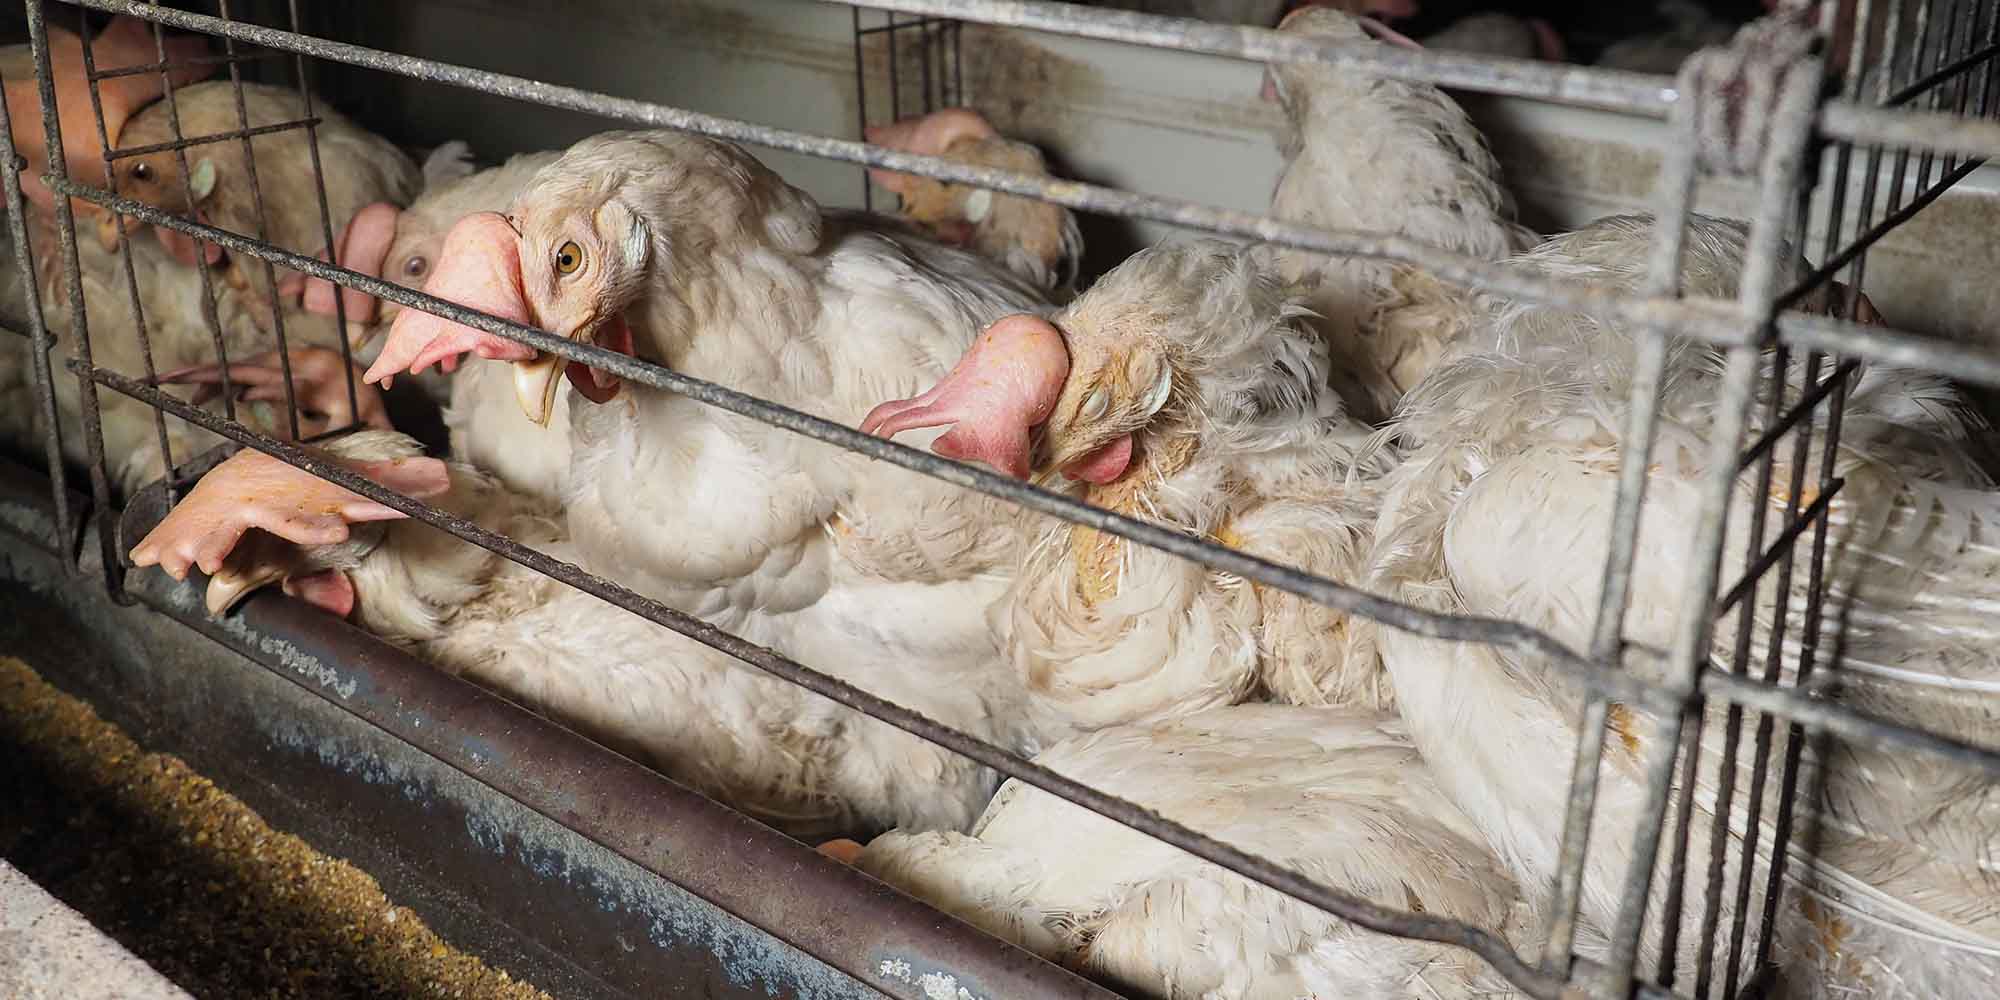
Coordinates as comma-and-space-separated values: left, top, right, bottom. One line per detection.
213, 0, 302, 441
886, 11, 901, 124
134, 3, 239, 429
77, 13, 182, 496
0, 66, 77, 559
1912, 0, 1955, 190
1689, 300, 1800, 1000
852, 4, 872, 211
285, 0, 364, 426
1538, 68, 1703, 984
1603, 38, 1827, 989
919, 18, 934, 113
25, 0, 123, 593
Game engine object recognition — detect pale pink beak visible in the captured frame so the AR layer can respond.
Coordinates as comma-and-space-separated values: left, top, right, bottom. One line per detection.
305, 201, 401, 328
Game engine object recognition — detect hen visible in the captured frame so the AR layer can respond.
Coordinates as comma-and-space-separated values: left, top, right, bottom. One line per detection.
2, 15, 212, 218
362, 130, 1059, 753
300, 144, 570, 501
1263, 5, 1536, 422
831, 704, 1538, 1000
864, 107, 1083, 299
103, 80, 421, 331
0, 195, 348, 494
125, 428, 1010, 836
864, 240, 1388, 733
1371, 213, 2000, 996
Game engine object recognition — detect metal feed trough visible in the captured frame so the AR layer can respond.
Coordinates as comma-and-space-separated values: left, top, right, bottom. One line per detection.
3, 1, 2000, 998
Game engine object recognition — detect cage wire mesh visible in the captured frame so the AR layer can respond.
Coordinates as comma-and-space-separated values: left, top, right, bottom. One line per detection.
1, 1, 1998, 999
852, 4, 963, 209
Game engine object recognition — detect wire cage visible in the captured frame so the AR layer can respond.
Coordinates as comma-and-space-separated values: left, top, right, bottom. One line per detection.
2, 2, 1998, 999
852, 4, 964, 209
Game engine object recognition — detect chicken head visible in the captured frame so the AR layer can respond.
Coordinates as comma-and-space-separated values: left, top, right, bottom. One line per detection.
863, 107, 997, 240
362, 199, 648, 426
861, 310, 1158, 485
868, 241, 1328, 491
300, 200, 404, 333
1261, 5, 1424, 104
4, 15, 213, 218
303, 142, 488, 341
98, 135, 227, 268
128, 443, 449, 616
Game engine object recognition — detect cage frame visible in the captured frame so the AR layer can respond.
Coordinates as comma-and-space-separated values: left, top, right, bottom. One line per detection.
1, 2, 1998, 999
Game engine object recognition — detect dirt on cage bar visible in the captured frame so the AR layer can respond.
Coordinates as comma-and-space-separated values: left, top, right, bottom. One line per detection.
0, 653, 552, 1000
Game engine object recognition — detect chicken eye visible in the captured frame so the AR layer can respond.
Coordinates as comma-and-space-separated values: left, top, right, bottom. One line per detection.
131, 161, 152, 182
403, 255, 428, 279
555, 240, 584, 275
1079, 385, 1111, 422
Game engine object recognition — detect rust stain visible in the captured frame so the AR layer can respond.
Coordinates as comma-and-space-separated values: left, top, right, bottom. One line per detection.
959, 26, 1103, 141
1605, 702, 1642, 756
1800, 895, 1871, 985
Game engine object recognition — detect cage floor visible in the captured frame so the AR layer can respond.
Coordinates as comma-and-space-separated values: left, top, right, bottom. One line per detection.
0, 618, 548, 1000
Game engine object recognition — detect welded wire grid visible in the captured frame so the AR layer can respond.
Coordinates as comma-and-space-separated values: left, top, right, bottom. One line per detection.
4, 2, 2000, 999
852, 5, 964, 209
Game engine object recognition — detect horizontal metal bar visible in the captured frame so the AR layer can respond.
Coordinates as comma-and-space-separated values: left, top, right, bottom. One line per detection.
845, 1, 2000, 160
1715, 478, 1843, 614
1774, 157, 1984, 312
86, 48, 278, 82
1885, 39, 2000, 107
1694, 665, 2000, 773
1770, 308, 2000, 385
854, 18, 950, 36
50, 198, 2000, 783
46, 176, 1665, 701
77, 362, 1567, 999
1820, 101, 2000, 160
53, 1, 1751, 345
64, 2, 2000, 391
1735, 360, 1860, 472
843, 0, 1680, 113
104, 116, 321, 161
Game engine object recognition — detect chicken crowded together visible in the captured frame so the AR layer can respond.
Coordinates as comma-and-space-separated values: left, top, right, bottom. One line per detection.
1, 4, 1994, 999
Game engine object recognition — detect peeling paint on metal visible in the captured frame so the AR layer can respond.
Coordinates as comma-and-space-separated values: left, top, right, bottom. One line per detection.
873, 955, 993, 1000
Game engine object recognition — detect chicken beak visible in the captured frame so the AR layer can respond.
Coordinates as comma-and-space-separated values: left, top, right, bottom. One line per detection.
204, 534, 296, 616
344, 320, 378, 353
512, 353, 565, 426
95, 210, 124, 253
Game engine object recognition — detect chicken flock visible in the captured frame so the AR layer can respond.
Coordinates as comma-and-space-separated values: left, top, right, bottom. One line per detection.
2, 7, 1994, 1000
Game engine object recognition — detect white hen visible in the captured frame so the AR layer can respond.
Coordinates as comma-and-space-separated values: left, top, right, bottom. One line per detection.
361, 131, 1062, 755
126, 428, 1009, 838
844, 704, 1539, 1000
1371, 213, 2000, 996
296, 143, 571, 502
864, 240, 1391, 733
0, 201, 345, 494
1263, 5, 1537, 422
